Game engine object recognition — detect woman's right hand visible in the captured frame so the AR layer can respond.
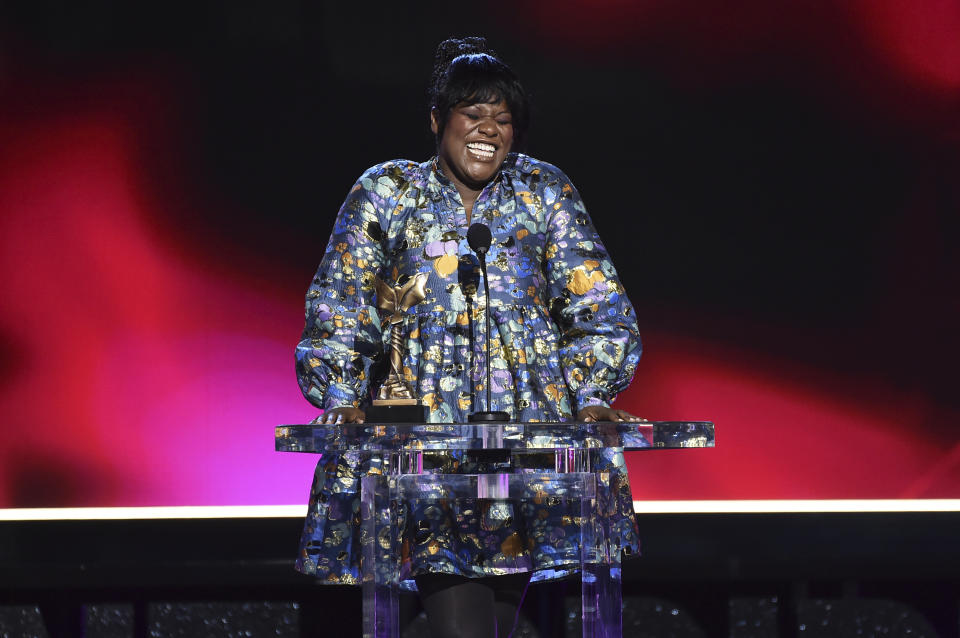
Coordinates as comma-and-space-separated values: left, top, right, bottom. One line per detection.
318, 407, 366, 424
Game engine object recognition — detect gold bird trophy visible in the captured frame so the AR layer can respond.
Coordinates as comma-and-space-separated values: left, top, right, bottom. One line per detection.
367, 272, 429, 423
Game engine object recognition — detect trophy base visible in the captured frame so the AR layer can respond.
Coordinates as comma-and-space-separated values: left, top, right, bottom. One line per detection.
372, 398, 419, 406
367, 401, 427, 424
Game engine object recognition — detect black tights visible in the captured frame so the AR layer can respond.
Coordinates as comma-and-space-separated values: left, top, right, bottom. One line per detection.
415, 572, 531, 638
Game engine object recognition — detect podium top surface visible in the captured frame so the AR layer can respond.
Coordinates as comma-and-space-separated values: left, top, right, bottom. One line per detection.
274, 421, 714, 453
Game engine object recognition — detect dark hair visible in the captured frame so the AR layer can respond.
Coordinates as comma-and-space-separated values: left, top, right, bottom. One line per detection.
429, 37, 530, 149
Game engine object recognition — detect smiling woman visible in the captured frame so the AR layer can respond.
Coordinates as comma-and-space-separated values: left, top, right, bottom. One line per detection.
432, 100, 514, 214
426, 48, 524, 220
292, 37, 643, 638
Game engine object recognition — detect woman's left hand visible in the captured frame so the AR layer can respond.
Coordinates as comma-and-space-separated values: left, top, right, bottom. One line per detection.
576, 406, 644, 422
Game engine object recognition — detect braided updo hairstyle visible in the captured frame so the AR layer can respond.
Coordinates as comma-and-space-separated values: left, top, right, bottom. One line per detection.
429, 37, 530, 149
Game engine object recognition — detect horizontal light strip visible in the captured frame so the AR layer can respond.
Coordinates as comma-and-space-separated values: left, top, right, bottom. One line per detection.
2, 500, 959, 521
632, 499, 960, 513
0, 505, 307, 521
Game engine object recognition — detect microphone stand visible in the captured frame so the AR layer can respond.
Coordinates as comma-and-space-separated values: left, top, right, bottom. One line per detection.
469, 233, 510, 423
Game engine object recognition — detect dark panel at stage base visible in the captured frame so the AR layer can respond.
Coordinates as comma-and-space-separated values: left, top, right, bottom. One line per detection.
0, 513, 957, 637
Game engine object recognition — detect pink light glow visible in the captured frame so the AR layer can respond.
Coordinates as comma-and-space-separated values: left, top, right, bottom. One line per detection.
0, 68, 956, 510
847, 0, 960, 92
621, 337, 956, 500
0, 75, 319, 507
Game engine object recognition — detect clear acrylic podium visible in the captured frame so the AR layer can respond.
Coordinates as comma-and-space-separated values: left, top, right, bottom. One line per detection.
275, 421, 715, 638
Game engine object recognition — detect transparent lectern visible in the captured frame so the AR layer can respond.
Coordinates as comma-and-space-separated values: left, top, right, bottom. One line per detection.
276, 421, 715, 638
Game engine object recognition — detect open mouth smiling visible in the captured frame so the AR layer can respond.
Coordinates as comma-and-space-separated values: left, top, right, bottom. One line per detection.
466, 142, 497, 160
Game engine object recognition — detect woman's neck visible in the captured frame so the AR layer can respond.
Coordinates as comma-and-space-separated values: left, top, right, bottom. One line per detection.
436, 157, 486, 225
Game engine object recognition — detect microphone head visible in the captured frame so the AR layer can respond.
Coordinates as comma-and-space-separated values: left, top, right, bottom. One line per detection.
467, 223, 492, 255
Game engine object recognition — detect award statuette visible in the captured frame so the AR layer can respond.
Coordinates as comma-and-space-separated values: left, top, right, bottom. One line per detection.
367, 273, 429, 423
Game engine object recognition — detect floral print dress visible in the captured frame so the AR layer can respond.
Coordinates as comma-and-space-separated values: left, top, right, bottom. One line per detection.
295, 153, 642, 587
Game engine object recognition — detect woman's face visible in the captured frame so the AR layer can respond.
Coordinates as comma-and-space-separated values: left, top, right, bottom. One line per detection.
432, 99, 514, 195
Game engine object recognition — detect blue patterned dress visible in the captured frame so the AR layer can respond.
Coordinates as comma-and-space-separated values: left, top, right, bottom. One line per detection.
295, 153, 642, 586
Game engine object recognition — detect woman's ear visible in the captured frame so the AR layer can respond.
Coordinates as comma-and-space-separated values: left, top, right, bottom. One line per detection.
430, 108, 439, 135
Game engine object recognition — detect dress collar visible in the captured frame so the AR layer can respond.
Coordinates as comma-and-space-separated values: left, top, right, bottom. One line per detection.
428, 156, 457, 195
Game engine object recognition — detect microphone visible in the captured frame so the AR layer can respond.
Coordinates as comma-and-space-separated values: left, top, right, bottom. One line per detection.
467, 222, 492, 256
466, 223, 509, 423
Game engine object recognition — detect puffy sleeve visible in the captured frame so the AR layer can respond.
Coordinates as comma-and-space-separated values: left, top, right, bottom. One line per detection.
295, 164, 395, 411
541, 166, 642, 412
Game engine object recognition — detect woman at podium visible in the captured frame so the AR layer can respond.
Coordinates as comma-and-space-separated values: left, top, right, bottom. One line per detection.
295, 37, 642, 637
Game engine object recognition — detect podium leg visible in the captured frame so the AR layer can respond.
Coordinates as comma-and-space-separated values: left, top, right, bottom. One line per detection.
361, 473, 399, 638
363, 468, 622, 637
580, 472, 622, 638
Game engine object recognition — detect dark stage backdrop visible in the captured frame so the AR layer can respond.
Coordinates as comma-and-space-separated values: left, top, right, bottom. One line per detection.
0, 1, 957, 509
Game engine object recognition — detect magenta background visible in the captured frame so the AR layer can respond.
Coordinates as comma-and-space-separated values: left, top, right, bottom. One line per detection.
0, 1, 958, 508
